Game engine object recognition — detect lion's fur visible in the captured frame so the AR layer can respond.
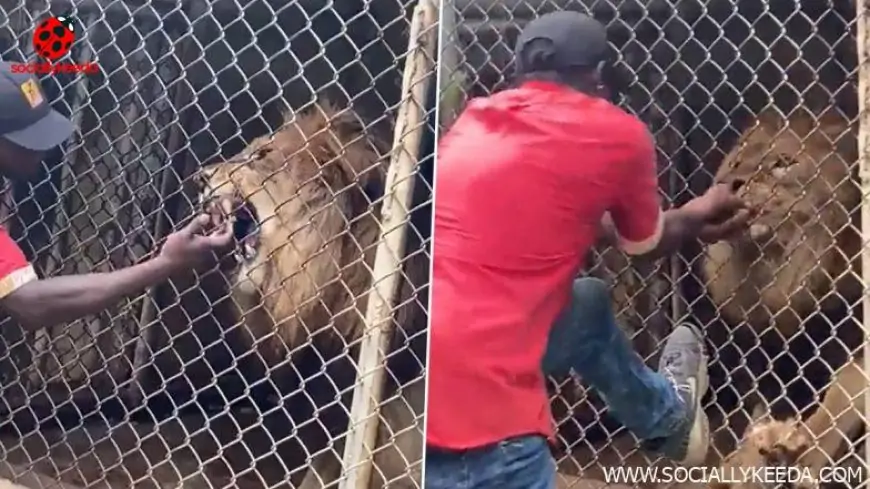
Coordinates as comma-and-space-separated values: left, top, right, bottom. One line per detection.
713, 416, 816, 489
201, 103, 384, 363
200, 102, 426, 488
800, 360, 866, 476
714, 390, 868, 489
702, 107, 860, 337
703, 106, 863, 484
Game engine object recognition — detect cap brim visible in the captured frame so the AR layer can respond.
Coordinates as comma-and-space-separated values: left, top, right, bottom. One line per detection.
3, 109, 74, 151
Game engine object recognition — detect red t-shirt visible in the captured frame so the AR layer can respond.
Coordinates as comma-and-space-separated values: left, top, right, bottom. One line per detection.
0, 227, 36, 299
427, 81, 665, 450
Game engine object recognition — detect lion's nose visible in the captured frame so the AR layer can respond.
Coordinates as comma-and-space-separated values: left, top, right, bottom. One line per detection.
729, 177, 747, 192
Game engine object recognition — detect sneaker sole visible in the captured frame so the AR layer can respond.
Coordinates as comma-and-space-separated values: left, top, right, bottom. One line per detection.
682, 325, 710, 467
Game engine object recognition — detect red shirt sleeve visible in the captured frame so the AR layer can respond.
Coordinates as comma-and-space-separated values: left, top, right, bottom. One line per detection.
607, 122, 664, 256
0, 227, 37, 298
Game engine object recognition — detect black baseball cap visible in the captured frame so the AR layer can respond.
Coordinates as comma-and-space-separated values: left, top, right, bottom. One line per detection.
514, 11, 609, 75
0, 60, 74, 151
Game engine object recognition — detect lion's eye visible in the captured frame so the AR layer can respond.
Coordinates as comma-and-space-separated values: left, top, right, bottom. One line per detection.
771, 155, 797, 178
254, 147, 273, 159
773, 155, 796, 168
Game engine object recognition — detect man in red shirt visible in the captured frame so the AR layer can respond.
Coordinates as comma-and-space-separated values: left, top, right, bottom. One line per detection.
0, 60, 232, 331
426, 12, 751, 488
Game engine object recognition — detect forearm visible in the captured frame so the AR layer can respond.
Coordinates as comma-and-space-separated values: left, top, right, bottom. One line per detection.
5, 256, 177, 330
640, 206, 706, 259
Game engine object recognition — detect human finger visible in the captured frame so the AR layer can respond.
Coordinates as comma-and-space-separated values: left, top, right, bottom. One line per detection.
708, 182, 744, 199
184, 214, 213, 235
203, 222, 234, 248
205, 200, 224, 229
700, 209, 751, 241
706, 193, 748, 221
712, 184, 747, 209
700, 209, 752, 243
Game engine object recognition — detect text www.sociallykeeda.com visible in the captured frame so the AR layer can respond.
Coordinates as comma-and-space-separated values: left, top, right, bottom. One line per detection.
602, 466, 863, 485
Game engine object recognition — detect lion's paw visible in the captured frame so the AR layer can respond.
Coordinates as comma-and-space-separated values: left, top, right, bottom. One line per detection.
716, 418, 818, 489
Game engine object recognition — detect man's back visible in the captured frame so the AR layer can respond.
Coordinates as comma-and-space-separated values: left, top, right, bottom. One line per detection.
427, 81, 661, 449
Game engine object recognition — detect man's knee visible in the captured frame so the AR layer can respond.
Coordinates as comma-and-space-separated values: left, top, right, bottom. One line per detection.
570, 277, 612, 318
543, 277, 615, 375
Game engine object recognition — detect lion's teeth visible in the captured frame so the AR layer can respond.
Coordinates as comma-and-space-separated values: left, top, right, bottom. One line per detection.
220, 197, 233, 216
749, 223, 772, 240
243, 242, 257, 259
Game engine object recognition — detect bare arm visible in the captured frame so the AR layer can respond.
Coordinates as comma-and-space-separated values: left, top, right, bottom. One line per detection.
602, 186, 749, 261
605, 121, 750, 261
1, 256, 177, 330
0, 213, 232, 331
634, 206, 706, 260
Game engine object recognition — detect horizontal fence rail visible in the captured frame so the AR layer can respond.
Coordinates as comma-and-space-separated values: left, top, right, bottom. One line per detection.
0, 0, 435, 488
439, 0, 866, 487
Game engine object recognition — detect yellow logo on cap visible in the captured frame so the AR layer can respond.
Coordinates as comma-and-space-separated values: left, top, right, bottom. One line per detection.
20, 79, 44, 108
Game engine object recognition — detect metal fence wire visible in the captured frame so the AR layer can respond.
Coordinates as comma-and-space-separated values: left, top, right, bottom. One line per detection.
0, 0, 436, 488
441, 0, 867, 487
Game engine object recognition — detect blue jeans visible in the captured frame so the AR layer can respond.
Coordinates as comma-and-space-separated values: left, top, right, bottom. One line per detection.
425, 436, 556, 489
424, 277, 686, 489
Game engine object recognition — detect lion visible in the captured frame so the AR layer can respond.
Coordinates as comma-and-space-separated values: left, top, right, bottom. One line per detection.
712, 412, 817, 489
701, 106, 863, 479
703, 106, 860, 337
198, 102, 427, 488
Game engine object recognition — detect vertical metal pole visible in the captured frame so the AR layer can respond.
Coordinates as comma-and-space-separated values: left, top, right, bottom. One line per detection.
338, 2, 437, 488
437, 0, 463, 128
855, 0, 870, 478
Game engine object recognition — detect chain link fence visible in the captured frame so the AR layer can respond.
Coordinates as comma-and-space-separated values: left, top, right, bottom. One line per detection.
0, 0, 436, 487
440, 0, 865, 486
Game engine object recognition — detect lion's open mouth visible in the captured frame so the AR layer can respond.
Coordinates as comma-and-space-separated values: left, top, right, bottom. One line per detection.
232, 198, 260, 263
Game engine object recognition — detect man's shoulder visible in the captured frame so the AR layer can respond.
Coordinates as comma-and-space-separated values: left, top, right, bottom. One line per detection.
585, 100, 649, 138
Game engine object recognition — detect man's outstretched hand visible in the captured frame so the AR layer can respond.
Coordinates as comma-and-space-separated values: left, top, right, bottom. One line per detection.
683, 183, 753, 243
159, 214, 234, 270
698, 208, 753, 243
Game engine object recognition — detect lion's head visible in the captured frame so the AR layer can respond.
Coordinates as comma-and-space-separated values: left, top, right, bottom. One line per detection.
702, 107, 860, 337
198, 103, 385, 359
714, 416, 817, 489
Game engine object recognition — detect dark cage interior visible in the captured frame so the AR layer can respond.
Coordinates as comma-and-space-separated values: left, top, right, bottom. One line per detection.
448, 0, 862, 478
0, 0, 434, 487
